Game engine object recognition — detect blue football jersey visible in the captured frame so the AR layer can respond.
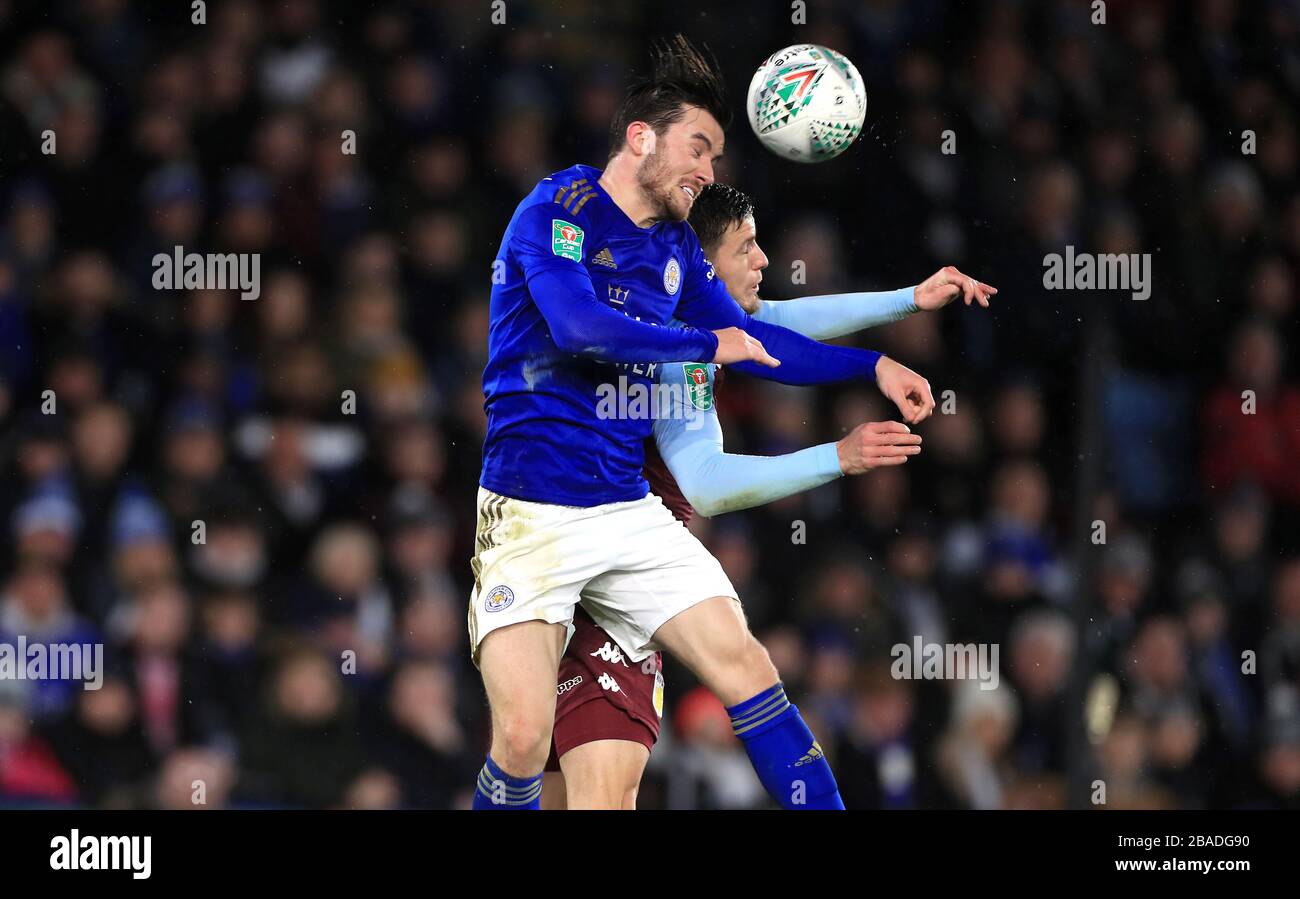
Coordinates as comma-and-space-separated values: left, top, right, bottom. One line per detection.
480, 164, 732, 506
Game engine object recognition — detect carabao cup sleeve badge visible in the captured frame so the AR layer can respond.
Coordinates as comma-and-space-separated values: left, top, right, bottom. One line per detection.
551, 220, 584, 262
682, 363, 713, 411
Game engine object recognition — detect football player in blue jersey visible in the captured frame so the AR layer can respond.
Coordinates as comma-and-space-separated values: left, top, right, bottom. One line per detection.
470, 34, 938, 811
540, 182, 995, 809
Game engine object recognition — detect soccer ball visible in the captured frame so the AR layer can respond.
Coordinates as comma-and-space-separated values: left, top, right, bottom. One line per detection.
746, 44, 867, 163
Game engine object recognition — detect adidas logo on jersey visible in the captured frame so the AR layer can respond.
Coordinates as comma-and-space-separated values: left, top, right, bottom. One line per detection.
592, 247, 617, 268
590, 641, 629, 666
597, 673, 621, 692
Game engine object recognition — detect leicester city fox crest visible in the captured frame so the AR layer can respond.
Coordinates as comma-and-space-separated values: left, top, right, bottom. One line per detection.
663, 257, 682, 295
484, 585, 515, 612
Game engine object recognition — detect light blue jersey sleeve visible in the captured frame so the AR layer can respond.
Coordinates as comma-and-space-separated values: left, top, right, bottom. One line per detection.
751, 286, 917, 340
653, 362, 843, 518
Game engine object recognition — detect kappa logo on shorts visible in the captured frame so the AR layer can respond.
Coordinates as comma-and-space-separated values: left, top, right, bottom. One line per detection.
597, 672, 621, 693
483, 585, 515, 613
590, 641, 629, 666
558, 675, 583, 695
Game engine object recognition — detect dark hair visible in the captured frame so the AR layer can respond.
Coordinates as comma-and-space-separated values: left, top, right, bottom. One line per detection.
608, 34, 732, 158
688, 182, 755, 255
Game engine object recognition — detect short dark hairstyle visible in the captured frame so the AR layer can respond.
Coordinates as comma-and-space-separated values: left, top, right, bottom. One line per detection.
608, 34, 732, 158
688, 182, 755, 256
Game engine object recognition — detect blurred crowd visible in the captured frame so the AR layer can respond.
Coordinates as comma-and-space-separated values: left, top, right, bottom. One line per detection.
0, 0, 1298, 809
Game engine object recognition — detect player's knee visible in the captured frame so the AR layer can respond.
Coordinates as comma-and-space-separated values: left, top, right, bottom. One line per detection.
568, 779, 625, 810
713, 634, 779, 702
569, 769, 639, 810
741, 634, 779, 682
717, 627, 775, 675
491, 714, 552, 774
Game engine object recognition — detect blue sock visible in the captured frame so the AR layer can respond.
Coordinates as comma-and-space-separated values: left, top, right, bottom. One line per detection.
472, 755, 543, 810
727, 683, 844, 810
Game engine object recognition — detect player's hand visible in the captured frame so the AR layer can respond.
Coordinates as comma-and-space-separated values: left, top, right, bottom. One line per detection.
836, 421, 922, 475
712, 327, 780, 367
875, 356, 935, 424
913, 265, 997, 310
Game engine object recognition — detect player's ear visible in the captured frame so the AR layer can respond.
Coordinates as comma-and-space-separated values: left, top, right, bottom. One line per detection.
627, 121, 656, 157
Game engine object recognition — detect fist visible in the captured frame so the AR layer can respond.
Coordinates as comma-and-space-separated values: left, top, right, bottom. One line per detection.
875, 356, 935, 425
836, 421, 923, 476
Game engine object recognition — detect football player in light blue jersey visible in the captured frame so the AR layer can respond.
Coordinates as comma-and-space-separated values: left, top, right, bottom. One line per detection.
654, 182, 996, 518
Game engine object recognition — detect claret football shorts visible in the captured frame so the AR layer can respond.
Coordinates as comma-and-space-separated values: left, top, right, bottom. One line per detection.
546, 609, 664, 769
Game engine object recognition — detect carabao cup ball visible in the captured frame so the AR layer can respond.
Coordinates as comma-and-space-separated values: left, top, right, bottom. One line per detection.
747, 44, 867, 163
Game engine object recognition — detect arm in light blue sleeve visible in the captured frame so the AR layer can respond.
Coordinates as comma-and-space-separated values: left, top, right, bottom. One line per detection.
653, 364, 843, 518
751, 287, 918, 341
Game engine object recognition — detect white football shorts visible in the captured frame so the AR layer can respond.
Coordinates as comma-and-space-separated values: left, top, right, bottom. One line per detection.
468, 486, 737, 665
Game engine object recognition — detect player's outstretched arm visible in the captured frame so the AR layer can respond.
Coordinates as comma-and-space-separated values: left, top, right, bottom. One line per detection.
684, 283, 937, 423
677, 279, 883, 383
736, 316, 884, 384
652, 368, 921, 518
653, 391, 838, 518
752, 287, 917, 340
752, 267, 997, 341
674, 235, 886, 384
